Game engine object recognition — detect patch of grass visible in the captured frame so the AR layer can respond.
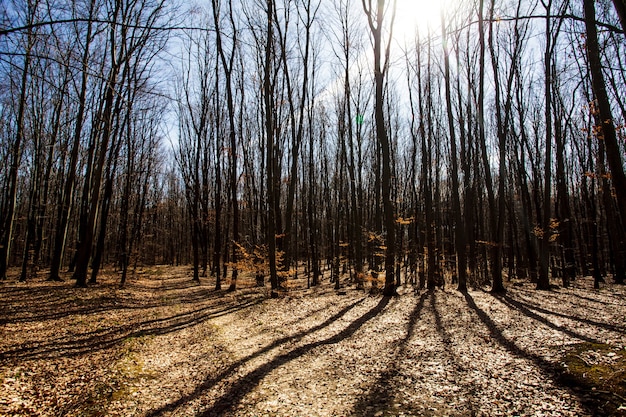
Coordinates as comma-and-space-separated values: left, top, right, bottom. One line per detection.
110, 338, 158, 404
77, 336, 158, 415
144, 266, 169, 276
559, 342, 626, 416
76, 381, 119, 417
117, 336, 158, 382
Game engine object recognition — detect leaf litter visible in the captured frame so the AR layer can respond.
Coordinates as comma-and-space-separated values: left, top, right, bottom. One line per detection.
1, 266, 625, 416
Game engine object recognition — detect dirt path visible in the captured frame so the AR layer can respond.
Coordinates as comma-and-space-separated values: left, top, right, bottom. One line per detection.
1, 267, 625, 416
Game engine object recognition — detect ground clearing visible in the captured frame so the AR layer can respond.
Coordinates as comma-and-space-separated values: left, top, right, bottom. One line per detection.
1, 266, 625, 416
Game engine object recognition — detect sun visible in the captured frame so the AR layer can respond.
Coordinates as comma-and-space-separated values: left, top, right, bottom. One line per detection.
393, 0, 450, 41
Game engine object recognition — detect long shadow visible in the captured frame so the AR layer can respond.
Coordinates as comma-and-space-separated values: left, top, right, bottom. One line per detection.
493, 294, 604, 344
517, 286, 626, 306
272, 301, 342, 331
350, 292, 428, 416
145, 296, 382, 417
431, 291, 452, 343
140, 278, 201, 291
462, 291, 595, 416
355, 291, 480, 415
430, 291, 484, 414
199, 296, 390, 416
0, 284, 69, 301
503, 293, 626, 335
0, 296, 264, 362
0, 282, 244, 325
0, 284, 75, 319
431, 291, 465, 364
0, 280, 245, 325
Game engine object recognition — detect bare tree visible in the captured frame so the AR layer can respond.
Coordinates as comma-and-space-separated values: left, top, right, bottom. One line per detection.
0, 0, 39, 280
263, 0, 279, 290
212, 0, 241, 291
361, 0, 397, 296
72, 0, 167, 287
440, 8, 467, 292
47, 0, 98, 282
176, 17, 216, 283
583, 0, 626, 251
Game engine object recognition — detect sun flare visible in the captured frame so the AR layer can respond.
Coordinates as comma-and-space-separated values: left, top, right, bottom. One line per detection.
393, 0, 451, 41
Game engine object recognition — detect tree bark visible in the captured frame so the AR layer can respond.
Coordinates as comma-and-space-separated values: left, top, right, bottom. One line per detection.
0, 1, 37, 280
613, 0, 626, 34
362, 0, 397, 296
212, 0, 240, 291
584, 0, 626, 245
537, 0, 553, 291
441, 12, 467, 292
265, 0, 279, 291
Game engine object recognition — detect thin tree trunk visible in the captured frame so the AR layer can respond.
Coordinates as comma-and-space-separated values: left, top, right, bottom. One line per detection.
0, 3, 36, 280
212, 0, 239, 291
477, 0, 499, 289
20, 113, 43, 282
32, 68, 68, 277
265, 0, 278, 291
598, 129, 626, 284
537, 0, 553, 291
73, 2, 123, 287
555, 107, 576, 287
441, 12, 467, 292
49, 1, 96, 282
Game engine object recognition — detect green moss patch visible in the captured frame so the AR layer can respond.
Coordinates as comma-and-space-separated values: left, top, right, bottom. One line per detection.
111, 336, 158, 399
75, 336, 157, 416
559, 343, 626, 416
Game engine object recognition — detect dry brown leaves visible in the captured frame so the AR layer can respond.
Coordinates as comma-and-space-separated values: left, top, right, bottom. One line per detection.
1, 267, 625, 416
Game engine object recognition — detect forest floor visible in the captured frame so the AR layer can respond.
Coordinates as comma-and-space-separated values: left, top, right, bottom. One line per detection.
1, 266, 626, 417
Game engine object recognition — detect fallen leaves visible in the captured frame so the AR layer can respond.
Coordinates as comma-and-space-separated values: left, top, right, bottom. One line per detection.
1, 268, 625, 416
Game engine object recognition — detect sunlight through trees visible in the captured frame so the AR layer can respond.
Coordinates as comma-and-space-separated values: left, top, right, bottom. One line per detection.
0, 0, 625, 291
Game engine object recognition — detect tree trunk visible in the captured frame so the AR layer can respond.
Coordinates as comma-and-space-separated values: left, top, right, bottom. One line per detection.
73, 2, 123, 287
49, 1, 96, 282
265, 0, 278, 291
441, 13, 467, 292
537, 0, 554, 291
612, 0, 626, 34
584, 0, 626, 245
361, 0, 397, 296
213, 0, 240, 291
0, 3, 36, 280
555, 120, 576, 287
598, 129, 626, 284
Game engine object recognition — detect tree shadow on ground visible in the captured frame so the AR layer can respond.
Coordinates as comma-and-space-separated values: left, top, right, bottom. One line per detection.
493, 293, 604, 344
146, 296, 387, 417
0, 267, 275, 363
430, 290, 481, 414
463, 291, 597, 416
518, 285, 626, 306
500, 292, 626, 336
350, 291, 428, 416
0, 272, 251, 326
0, 293, 264, 362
